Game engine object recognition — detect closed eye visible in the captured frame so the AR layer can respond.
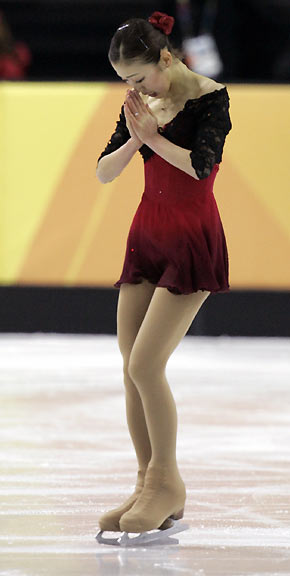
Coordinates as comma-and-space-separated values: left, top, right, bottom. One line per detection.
122, 76, 145, 84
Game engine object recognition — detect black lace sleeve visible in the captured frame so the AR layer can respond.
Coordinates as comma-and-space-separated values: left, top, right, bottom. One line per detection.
190, 89, 232, 179
97, 104, 130, 165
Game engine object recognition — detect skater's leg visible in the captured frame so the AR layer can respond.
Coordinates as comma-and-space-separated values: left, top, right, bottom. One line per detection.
120, 287, 210, 533
117, 279, 156, 471
128, 287, 210, 467
98, 279, 155, 531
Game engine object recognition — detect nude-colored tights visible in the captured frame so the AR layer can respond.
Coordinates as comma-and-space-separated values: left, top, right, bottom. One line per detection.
98, 280, 210, 533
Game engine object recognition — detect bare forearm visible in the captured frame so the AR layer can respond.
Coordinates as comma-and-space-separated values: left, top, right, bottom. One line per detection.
145, 133, 199, 179
96, 137, 141, 183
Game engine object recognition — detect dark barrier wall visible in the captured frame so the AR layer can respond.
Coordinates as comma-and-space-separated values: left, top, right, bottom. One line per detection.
0, 286, 289, 337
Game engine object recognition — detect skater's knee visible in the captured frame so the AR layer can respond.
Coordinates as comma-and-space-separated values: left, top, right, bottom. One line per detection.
123, 366, 140, 393
128, 353, 166, 386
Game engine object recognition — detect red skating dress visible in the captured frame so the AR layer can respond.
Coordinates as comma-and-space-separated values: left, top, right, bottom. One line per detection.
97, 87, 232, 295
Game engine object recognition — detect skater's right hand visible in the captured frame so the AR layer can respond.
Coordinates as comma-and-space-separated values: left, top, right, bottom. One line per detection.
124, 90, 143, 148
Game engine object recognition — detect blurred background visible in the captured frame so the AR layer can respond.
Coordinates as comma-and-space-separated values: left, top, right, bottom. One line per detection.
1, 0, 290, 82
0, 0, 289, 336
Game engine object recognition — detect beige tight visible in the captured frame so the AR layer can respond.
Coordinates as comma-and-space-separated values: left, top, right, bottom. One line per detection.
117, 278, 210, 473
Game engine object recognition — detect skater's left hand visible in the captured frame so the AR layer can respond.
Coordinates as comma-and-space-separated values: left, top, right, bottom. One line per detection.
124, 89, 158, 145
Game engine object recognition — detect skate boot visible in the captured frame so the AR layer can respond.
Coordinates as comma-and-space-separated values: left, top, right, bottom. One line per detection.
98, 468, 146, 532
119, 463, 186, 534
98, 467, 175, 533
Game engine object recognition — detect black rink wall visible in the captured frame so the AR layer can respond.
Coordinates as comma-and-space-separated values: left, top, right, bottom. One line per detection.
0, 286, 289, 337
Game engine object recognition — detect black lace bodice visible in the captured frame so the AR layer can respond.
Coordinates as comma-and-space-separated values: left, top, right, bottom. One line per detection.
97, 86, 232, 180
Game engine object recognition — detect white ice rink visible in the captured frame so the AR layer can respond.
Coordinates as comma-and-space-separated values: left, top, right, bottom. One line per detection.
0, 334, 290, 575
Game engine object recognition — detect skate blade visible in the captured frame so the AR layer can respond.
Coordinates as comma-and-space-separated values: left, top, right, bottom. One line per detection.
96, 521, 189, 547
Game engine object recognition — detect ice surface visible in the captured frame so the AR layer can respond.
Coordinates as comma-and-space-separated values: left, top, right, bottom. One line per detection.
0, 334, 290, 575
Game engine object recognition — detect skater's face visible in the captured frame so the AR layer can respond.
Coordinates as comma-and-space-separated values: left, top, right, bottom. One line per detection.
111, 48, 173, 99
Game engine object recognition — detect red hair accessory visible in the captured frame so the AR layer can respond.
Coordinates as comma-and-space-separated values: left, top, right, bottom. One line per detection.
148, 11, 175, 36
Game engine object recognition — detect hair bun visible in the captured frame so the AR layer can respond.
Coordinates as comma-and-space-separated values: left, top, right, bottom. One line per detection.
148, 11, 175, 36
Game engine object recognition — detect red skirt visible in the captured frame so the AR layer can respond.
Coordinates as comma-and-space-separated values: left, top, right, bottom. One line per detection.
114, 155, 230, 295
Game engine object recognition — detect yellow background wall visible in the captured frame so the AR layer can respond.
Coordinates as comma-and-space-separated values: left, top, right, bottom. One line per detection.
0, 82, 289, 290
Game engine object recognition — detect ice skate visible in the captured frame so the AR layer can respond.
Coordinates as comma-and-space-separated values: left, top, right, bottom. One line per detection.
119, 463, 187, 534
97, 468, 174, 532
97, 468, 146, 532
96, 517, 189, 547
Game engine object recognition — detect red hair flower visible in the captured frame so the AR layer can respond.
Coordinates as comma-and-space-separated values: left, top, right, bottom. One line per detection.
148, 11, 175, 36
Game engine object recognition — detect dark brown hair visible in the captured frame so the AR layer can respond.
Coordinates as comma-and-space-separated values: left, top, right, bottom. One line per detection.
108, 17, 184, 66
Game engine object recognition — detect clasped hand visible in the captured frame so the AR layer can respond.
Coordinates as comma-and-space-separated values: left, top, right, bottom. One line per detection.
124, 89, 158, 145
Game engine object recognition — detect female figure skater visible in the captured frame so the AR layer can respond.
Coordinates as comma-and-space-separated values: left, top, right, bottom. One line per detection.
96, 11, 232, 536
